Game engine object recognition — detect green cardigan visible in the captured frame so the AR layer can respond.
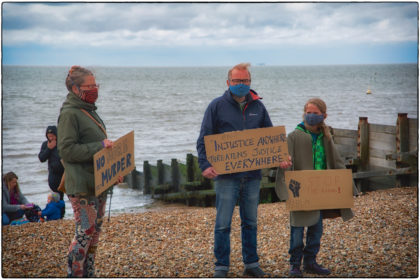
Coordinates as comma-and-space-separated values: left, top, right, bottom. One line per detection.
57, 92, 106, 196
275, 127, 357, 227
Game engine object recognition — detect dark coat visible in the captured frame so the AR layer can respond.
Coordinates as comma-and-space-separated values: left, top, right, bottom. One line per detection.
197, 89, 273, 180
38, 125, 64, 190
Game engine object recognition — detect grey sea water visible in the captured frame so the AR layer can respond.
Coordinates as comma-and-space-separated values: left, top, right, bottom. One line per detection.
2, 64, 418, 217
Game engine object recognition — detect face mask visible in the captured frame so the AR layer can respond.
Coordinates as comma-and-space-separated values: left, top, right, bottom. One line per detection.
229, 84, 250, 98
78, 88, 98, 104
305, 113, 324, 126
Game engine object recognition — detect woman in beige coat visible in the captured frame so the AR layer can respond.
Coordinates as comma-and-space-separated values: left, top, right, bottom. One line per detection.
275, 98, 357, 277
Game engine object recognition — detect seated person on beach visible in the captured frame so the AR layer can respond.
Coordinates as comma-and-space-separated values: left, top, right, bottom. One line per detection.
2, 172, 34, 225
38, 192, 65, 221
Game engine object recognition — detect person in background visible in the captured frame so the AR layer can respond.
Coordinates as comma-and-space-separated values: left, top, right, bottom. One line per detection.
275, 97, 357, 277
197, 63, 291, 278
2, 172, 33, 225
38, 125, 65, 218
38, 192, 65, 221
58, 65, 122, 277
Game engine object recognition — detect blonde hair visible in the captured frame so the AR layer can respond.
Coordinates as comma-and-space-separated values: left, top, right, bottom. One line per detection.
304, 98, 331, 140
228, 63, 251, 81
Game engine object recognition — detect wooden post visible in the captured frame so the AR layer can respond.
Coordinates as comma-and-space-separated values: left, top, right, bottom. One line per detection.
357, 117, 369, 192
358, 117, 369, 168
157, 159, 164, 185
143, 161, 151, 195
171, 158, 180, 192
128, 168, 138, 189
396, 113, 409, 187
187, 153, 195, 182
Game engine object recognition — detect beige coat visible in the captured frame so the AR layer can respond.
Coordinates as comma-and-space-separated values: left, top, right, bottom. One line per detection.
275, 127, 357, 227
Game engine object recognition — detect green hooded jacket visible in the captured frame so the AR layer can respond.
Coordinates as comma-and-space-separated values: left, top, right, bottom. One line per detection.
57, 92, 106, 196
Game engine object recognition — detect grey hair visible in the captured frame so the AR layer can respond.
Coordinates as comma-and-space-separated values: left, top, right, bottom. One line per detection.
51, 192, 60, 202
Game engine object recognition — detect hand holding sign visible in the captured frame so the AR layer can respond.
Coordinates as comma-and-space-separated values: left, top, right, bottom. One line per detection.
102, 139, 114, 148
94, 131, 135, 196
204, 126, 290, 175
280, 155, 293, 169
202, 166, 219, 179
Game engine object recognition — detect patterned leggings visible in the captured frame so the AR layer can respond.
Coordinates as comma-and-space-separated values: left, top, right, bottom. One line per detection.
67, 193, 107, 277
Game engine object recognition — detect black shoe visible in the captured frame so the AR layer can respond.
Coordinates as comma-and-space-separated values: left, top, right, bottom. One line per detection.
244, 267, 268, 278
289, 265, 303, 277
304, 262, 331, 275
214, 270, 228, 278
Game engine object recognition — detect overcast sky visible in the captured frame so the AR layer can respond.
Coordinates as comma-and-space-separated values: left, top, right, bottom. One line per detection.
2, 2, 418, 66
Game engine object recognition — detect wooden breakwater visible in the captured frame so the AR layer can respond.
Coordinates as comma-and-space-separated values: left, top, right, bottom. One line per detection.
123, 113, 418, 206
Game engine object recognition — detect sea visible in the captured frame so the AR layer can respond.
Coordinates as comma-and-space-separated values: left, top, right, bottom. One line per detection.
2, 64, 418, 218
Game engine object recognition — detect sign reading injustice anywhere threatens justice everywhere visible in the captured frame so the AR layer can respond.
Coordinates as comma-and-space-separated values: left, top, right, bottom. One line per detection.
285, 169, 354, 211
204, 126, 289, 174
94, 131, 135, 196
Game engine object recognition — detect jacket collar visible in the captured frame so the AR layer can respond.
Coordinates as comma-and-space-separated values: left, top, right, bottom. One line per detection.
61, 92, 97, 112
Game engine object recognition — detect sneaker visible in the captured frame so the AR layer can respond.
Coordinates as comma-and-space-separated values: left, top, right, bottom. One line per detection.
289, 265, 303, 277
214, 270, 228, 278
304, 262, 331, 275
243, 267, 268, 278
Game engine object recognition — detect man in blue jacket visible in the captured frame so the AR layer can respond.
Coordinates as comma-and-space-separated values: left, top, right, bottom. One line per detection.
197, 63, 290, 277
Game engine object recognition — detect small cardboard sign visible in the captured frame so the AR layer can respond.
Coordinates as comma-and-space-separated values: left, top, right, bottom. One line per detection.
285, 169, 354, 211
94, 131, 135, 196
204, 126, 289, 174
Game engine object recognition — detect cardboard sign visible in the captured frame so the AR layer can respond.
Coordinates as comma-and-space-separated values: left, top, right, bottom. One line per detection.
94, 131, 135, 196
285, 169, 354, 211
204, 126, 289, 174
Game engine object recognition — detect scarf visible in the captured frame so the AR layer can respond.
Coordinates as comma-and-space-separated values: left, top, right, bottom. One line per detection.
296, 123, 326, 170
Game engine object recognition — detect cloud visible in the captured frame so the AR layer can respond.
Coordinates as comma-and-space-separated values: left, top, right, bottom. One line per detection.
2, 2, 417, 50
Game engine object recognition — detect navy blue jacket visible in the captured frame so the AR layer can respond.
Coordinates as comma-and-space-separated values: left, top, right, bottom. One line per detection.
38, 126, 64, 191
41, 200, 65, 221
197, 89, 273, 180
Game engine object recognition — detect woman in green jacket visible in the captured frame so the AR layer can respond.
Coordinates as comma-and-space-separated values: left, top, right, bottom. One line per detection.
275, 98, 356, 277
58, 65, 120, 277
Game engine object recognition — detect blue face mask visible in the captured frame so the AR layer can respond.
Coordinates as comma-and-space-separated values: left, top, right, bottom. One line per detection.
229, 84, 250, 98
305, 113, 324, 126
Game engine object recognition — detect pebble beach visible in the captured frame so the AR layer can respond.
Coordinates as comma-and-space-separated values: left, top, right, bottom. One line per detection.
2, 186, 418, 278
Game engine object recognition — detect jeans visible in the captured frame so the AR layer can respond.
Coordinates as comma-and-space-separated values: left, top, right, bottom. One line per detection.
289, 214, 323, 266
214, 178, 261, 271
2, 209, 25, 225
2, 213, 10, 225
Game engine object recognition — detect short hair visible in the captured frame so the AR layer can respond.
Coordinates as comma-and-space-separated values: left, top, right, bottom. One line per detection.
65, 65, 93, 91
228, 63, 251, 81
50, 192, 60, 202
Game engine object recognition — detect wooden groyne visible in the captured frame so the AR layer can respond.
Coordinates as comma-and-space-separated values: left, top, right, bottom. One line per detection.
123, 113, 418, 206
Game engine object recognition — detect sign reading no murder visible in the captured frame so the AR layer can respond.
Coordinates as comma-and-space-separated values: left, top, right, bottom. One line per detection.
94, 131, 135, 196
204, 126, 289, 174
